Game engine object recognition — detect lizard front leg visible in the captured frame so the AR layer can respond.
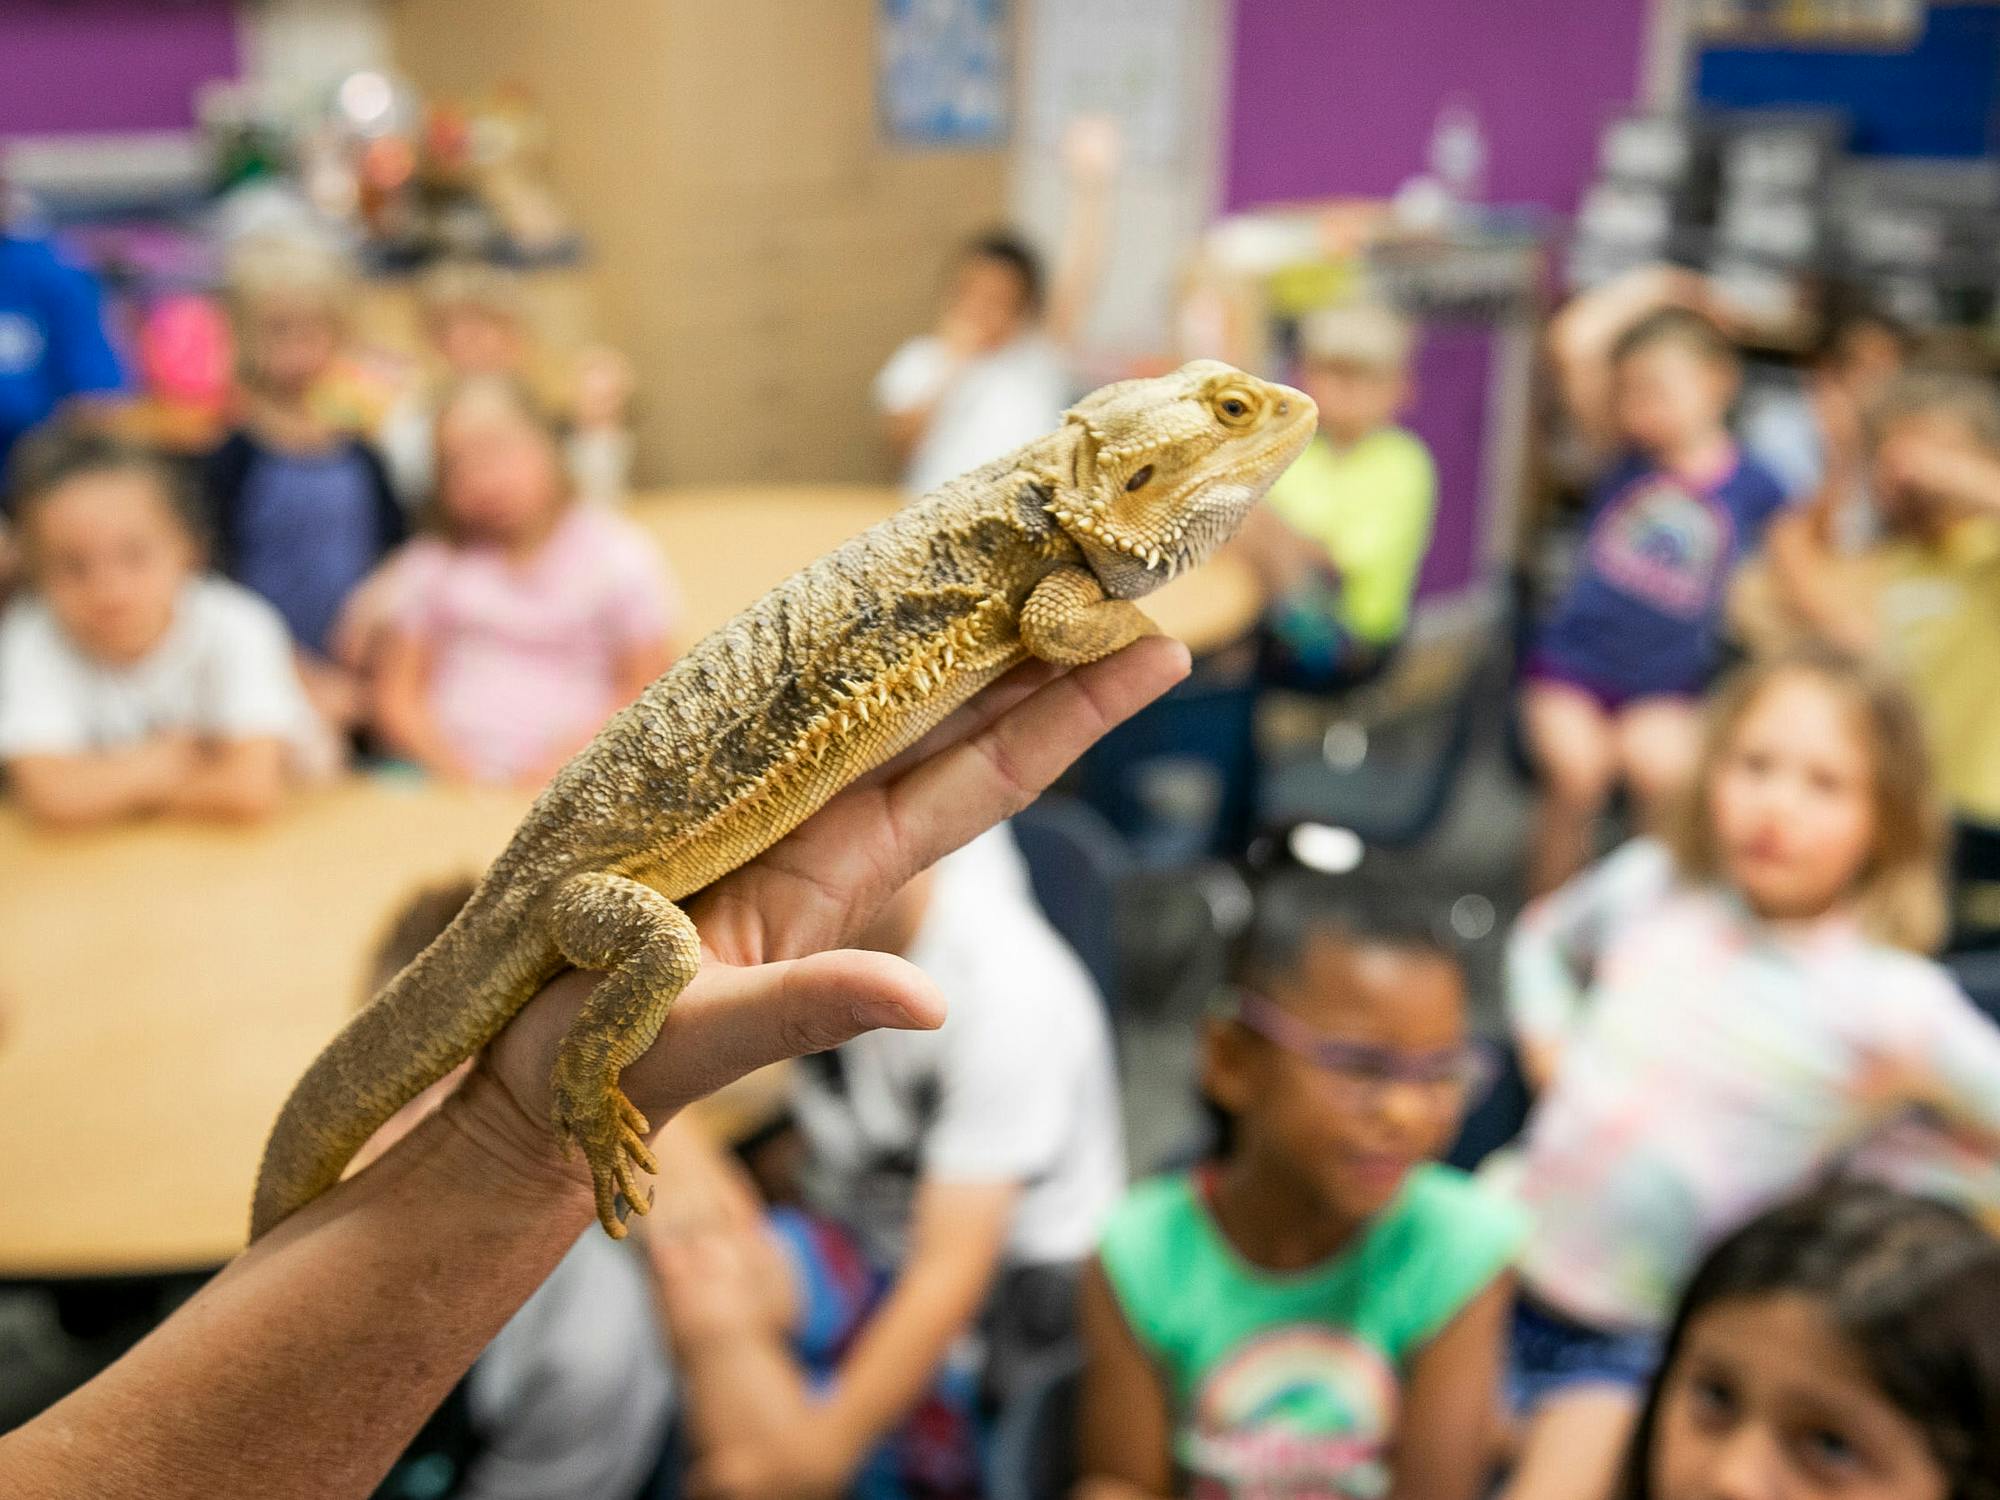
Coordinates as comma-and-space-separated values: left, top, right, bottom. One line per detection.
545, 871, 702, 1237
1019, 564, 1160, 666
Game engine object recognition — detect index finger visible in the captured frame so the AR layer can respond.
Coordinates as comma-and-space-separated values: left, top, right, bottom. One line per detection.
878, 634, 1189, 877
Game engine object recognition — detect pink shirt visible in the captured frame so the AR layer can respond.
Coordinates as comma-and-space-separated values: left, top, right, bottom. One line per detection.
393, 505, 678, 782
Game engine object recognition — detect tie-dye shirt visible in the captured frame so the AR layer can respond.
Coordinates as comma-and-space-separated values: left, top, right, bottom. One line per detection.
1501, 840, 2000, 1333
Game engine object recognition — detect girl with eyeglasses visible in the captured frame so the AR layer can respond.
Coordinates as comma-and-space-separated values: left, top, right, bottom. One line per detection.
1074, 871, 1526, 1500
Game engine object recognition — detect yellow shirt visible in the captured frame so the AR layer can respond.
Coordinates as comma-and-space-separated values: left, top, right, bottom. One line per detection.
1877, 516, 2000, 823
1264, 427, 1438, 644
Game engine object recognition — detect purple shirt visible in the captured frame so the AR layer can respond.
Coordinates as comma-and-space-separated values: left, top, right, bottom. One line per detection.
1535, 447, 1786, 698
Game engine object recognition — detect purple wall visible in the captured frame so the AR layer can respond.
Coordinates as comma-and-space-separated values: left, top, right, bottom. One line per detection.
1408, 325, 1493, 598
0, 0, 239, 137
1224, 0, 1650, 215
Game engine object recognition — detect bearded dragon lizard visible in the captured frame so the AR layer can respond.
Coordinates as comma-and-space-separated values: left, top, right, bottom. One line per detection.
251, 360, 1314, 1240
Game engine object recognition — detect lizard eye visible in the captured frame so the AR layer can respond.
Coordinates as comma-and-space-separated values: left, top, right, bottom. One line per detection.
1124, 465, 1154, 492
1213, 389, 1258, 427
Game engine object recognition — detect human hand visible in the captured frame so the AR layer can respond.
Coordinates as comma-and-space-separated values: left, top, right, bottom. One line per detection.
1879, 427, 2000, 517
1062, 113, 1123, 183
132, 732, 202, 801
463, 638, 1191, 1198
573, 344, 635, 429
936, 308, 989, 361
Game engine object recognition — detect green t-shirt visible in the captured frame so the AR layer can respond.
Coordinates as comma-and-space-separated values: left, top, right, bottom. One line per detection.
1264, 427, 1438, 645
1099, 1164, 1525, 1500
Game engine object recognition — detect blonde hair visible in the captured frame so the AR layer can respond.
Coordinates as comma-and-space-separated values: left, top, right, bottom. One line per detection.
222, 233, 356, 327
430, 374, 571, 538
1298, 301, 1414, 373
1667, 648, 1948, 953
1868, 370, 2000, 453
417, 258, 525, 328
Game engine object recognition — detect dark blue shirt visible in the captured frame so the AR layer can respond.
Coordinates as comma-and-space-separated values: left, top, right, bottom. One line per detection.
1536, 448, 1787, 698
204, 431, 405, 657
0, 234, 126, 476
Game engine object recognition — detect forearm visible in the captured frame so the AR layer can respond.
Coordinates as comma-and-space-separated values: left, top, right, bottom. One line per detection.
7, 751, 173, 827
1047, 168, 1112, 349
0, 1068, 596, 1500
1075, 1481, 1172, 1500
1764, 510, 1877, 653
166, 741, 286, 821
375, 688, 467, 778
883, 407, 934, 465
674, 1324, 824, 1462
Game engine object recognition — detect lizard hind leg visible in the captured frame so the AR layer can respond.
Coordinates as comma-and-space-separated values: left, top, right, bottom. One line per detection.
545, 871, 702, 1237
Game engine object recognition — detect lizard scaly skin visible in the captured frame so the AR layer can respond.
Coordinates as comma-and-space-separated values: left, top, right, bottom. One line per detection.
250, 360, 1315, 1240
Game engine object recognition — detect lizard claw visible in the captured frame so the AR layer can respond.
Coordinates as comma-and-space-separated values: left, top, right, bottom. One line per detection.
552, 1077, 657, 1238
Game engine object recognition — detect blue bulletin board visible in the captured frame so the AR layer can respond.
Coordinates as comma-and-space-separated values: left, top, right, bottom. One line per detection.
1696, 3, 2000, 157
877, 0, 1010, 147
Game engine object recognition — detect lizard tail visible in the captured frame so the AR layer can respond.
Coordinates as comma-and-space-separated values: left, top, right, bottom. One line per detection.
248, 908, 553, 1242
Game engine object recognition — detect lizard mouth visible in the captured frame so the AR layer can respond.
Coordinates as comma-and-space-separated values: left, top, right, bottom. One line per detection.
1053, 399, 1317, 590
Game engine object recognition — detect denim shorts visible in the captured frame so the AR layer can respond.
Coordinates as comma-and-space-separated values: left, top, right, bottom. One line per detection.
1509, 1294, 1663, 1414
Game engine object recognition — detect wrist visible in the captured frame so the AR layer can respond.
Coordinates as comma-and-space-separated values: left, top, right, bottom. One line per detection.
435, 1060, 599, 1220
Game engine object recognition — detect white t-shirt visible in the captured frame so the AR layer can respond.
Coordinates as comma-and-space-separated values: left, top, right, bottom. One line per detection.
463, 1231, 674, 1500
790, 826, 1125, 1268
874, 334, 1070, 497
0, 576, 328, 770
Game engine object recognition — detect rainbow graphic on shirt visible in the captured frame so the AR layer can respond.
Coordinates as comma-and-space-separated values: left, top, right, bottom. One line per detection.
1590, 474, 1732, 619
1181, 1325, 1399, 1499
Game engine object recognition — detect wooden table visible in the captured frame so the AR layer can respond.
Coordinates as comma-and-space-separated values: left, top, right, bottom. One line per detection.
631, 486, 1265, 655
0, 777, 534, 1276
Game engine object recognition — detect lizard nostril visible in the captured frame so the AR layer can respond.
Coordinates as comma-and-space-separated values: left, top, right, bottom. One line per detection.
1276, 400, 1290, 416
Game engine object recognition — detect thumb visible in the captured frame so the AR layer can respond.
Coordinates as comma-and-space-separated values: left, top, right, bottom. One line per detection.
630, 949, 946, 1118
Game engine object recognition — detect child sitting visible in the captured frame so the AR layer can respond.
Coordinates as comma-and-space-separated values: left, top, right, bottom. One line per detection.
876, 119, 1115, 496
0, 427, 329, 827
1621, 1183, 2000, 1500
1497, 650, 2000, 1500
371, 377, 677, 786
1749, 372, 2000, 825
204, 235, 405, 733
1076, 868, 1524, 1500
1738, 298, 1909, 510
649, 826, 1122, 1500
1526, 276, 1787, 895
1235, 300, 1437, 690
378, 259, 636, 507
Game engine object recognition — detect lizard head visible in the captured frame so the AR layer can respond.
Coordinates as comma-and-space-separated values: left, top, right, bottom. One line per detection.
1045, 359, 1316, 599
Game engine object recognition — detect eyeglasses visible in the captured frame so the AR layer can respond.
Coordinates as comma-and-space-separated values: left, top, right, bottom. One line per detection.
1225, 988, 1491, 1107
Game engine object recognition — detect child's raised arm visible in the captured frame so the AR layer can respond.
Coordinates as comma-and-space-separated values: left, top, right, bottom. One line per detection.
1548, 266, 1721, 460
1044, 116, 1120, 353
1507, 841, 1674, 1090
1074, 1256, 1175, 1500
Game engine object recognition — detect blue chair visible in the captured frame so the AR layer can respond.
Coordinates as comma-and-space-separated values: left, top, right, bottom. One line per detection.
1257, 632, 1501, 848
1011, 795, 1136, 1007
